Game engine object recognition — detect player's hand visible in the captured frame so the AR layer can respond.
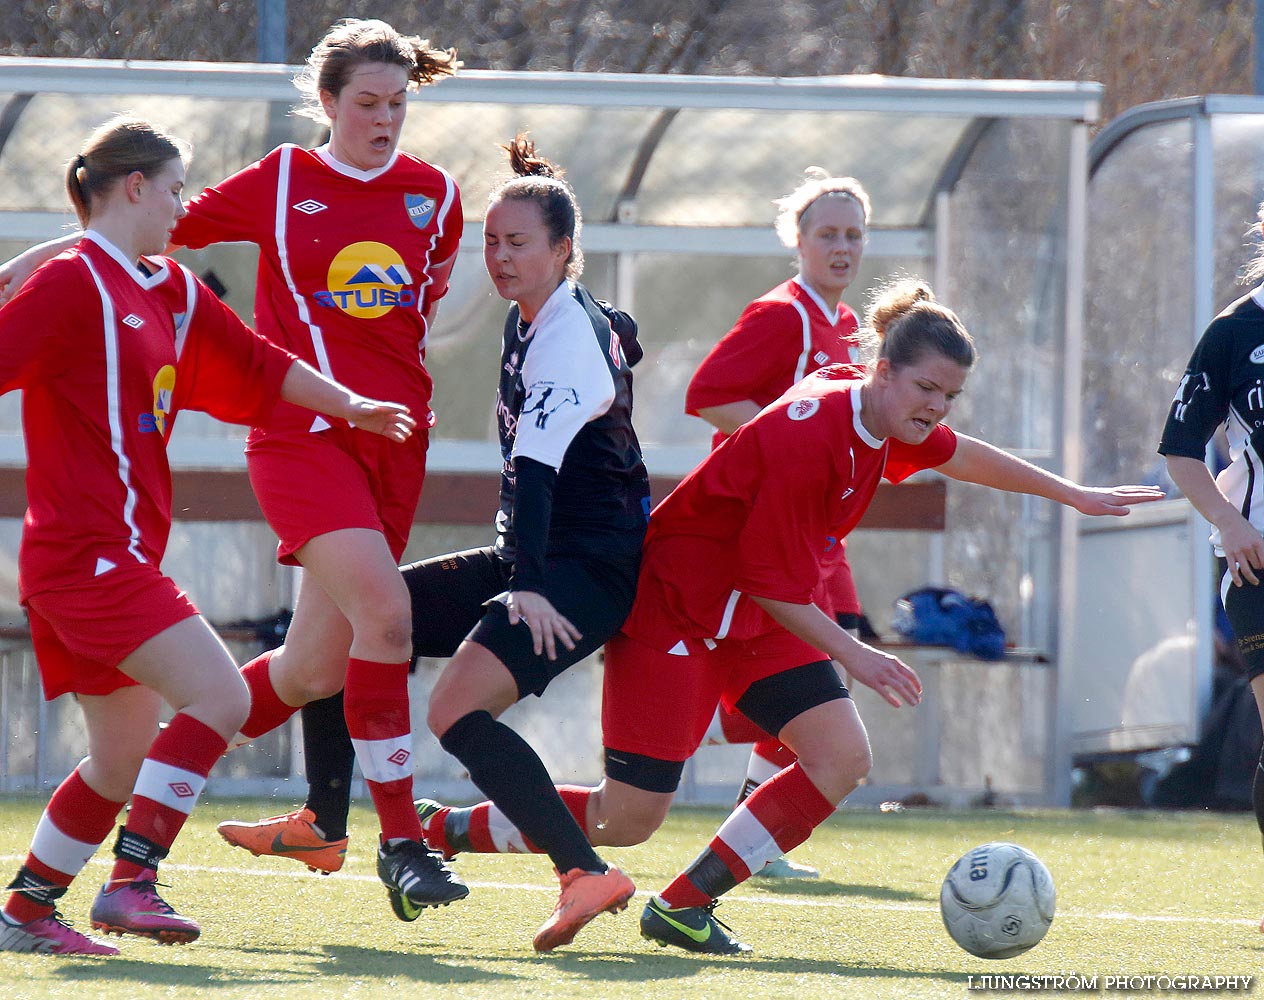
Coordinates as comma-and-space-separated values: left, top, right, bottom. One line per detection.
1218, 514, 1264, 587
0, 252, 39, 307
839, 642, 922, 708
507, 590, 582, 661
346, 400, 416, 442
1069, 484, 1165, 517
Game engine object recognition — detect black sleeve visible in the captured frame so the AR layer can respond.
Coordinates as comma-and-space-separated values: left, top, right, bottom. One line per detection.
509, 455, 557, 594
1158, 319, 1234, 459
596, 298, 643, 368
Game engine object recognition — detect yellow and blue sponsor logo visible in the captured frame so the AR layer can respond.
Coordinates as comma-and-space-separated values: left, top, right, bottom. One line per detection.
139, 364, 175, 434
315, 241, 416, 319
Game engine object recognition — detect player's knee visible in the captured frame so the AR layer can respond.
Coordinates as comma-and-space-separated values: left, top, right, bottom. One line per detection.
797, 732, 872, 798
350, 602, 413, 658
602, 808, 666, 846
586, 783, 671, 846
184, 673, 251, 740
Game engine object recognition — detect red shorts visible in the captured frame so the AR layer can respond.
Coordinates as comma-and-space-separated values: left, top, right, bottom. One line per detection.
25, 564, 199, 700
601, 582, 826, 762
247, 424, 427, 564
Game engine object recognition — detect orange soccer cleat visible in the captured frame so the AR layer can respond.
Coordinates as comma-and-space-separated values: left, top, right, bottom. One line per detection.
216, 807, 348, 874
532, 866, 635, 952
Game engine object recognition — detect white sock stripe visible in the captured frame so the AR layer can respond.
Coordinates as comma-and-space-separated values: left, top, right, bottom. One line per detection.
349, 735, 414, 783
133, 759, 207, 816
29, 813, 102, 878
745, 753, 782, 785
487, 806, 531, 854
713, 804, 779, 876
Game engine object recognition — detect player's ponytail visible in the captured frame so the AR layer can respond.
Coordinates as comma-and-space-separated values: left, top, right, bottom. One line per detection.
491, 133, 584, 280
294, 19, 459, 123
859, 278, 975, 371
66, 116, 185, 228
1242, 201, 1264, 286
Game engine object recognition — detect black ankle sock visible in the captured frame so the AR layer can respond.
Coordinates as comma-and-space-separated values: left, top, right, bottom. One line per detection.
439, 710, 603, 874
301, 692, 355, 841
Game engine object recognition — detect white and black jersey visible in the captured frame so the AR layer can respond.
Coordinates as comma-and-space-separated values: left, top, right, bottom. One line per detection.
1159, 286, 1264, 555
493, 280, 651, 585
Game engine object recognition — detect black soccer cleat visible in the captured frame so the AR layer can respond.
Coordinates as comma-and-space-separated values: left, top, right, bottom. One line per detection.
639, 896, 752, 954
376, 838, 469, 921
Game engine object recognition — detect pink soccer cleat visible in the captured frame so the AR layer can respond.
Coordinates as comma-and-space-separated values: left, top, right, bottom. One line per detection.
0, 910, 119, 955
89, 871, 200, 944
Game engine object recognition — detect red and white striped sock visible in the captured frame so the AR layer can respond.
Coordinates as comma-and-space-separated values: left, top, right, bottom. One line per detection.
661, 762, 834, 909
3, 768, 124, 923
344, 658, 420, 841
428, 785, 594, 855
738, 738, 800, 801
110, 713, 226, 885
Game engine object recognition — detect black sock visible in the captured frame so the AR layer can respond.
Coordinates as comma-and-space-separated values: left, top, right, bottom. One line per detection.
681, 849, 739, 901
301, 692, 355, 841
439, 710, 603, 874
1254, 758, 1264, 845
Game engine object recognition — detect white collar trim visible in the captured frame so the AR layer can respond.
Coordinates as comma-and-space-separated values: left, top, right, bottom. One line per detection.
313, 143, 398, 182
83, 230, 169, 289
793, 273, 843, 325
850, 384, 884, 449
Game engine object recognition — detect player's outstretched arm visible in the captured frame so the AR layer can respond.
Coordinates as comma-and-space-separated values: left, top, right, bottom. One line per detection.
750, 595, 922, 708
936, 433, 1164, 516
0, 234, 81, 307
279, 360, 416, 442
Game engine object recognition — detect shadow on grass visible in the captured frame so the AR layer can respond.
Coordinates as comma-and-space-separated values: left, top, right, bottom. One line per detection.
45, 943, 520, 990
42, 941, 972, 990
49, 957, 293, 990
539, 948, 975, 985
319, 943, 524, 984
744, 878, 927, 902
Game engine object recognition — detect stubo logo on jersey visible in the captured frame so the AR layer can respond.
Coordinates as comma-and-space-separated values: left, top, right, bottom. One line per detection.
315, 241, 415, 319
139, 365, 176, 434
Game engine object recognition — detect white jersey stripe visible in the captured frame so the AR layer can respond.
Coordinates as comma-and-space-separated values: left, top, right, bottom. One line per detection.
714, 589, 742, 640
173, 262, 197, 359
790, 298, 812, 385
80, 254, 146, 565
274, 145, 335, 389
30, 813, 103, 878
350, 735, 414, 784
133, 759, 207, 816
414, 166, 458, 352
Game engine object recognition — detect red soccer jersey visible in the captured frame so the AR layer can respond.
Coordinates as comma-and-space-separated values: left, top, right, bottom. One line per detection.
0, 233, 294, 600
639, 366, 957, 645
685, 276, 860, 449
173, 144, 462, 430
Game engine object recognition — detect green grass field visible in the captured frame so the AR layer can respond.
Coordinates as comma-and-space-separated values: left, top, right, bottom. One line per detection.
0, 797, 1260, 1000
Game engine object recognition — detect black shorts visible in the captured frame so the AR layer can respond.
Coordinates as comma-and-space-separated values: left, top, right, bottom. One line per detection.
1218, 557, 1264, 680
404, 545, 639, 698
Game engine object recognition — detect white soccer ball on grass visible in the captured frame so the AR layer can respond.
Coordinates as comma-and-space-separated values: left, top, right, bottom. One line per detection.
940, 841, 1055, 959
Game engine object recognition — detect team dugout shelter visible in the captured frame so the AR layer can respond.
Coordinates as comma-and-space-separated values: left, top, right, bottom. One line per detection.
0, 57, 1115, 808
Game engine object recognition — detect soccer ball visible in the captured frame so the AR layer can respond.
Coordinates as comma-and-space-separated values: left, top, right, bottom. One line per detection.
940, 842, 1055, 959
